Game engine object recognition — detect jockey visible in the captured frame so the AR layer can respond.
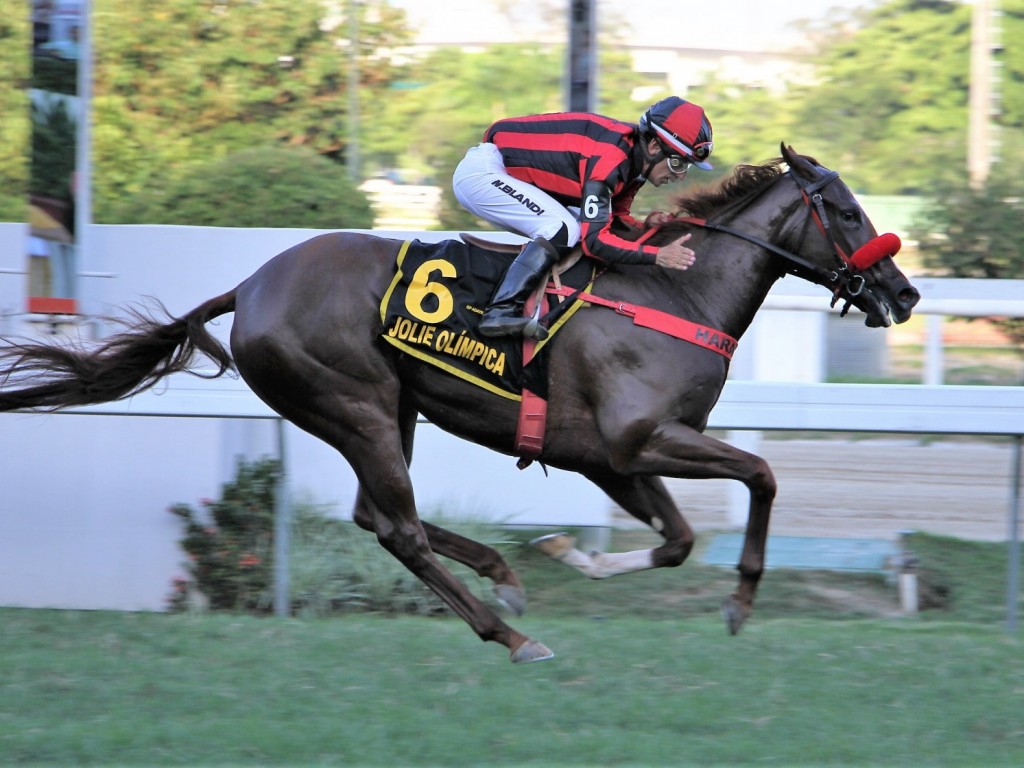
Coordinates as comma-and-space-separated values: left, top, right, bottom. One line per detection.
453, 96, 715, 339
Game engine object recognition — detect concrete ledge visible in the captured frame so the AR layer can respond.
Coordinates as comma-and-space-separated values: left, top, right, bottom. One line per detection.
702, 534, 900, 573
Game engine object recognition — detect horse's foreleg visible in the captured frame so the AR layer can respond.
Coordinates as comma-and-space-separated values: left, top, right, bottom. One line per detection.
596, 420, 776, 634
637, 424, 776, 635
352, 490, 526, 616
722, 463, 776, 635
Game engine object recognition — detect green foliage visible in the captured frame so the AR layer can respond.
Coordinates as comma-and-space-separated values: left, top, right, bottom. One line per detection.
168, 458, 279, 612
4, 0, 1024, 225
289, 509, 442, 617
30, 98, 77, 204
108, 145, 374, 227
169, 456, 508, 616
693, 0, 1024, 196
30, 56, 78, 95
911, 172, 1024, 351
0, 15, 30, 220
90, 0, 410, 222
788, 0, 974, 194
914, 175, 1024, 278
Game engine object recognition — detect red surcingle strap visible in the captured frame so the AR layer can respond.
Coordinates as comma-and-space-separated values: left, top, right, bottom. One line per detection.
514, 277, 738, 469
515, 290, 548, 469
544, 284, 738, 360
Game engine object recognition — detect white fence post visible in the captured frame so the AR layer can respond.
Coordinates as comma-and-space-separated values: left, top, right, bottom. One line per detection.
925, 314, 945, 386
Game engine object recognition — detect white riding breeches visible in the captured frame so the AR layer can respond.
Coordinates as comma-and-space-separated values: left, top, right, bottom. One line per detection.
453, 143, 581, 247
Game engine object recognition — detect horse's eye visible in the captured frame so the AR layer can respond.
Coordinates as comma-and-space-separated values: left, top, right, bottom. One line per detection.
841, 210, 859, 225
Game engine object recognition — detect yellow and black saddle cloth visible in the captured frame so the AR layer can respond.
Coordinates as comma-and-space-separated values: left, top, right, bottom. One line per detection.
379, 238, 593, 401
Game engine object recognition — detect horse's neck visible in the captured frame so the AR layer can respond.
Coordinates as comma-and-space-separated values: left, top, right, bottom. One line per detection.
694, 243, 781, 341
685, 193, 805, 339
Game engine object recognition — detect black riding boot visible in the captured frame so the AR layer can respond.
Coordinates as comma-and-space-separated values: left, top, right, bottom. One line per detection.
478, 237, 560, 339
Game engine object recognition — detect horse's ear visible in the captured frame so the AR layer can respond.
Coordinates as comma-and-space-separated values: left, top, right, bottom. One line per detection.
781, 144, 815, 179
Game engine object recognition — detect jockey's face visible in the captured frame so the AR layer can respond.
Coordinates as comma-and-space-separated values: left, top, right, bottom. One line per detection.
645, 139, 689, 187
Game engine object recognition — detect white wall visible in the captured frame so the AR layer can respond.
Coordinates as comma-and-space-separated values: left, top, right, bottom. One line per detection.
2, 412, 220, 610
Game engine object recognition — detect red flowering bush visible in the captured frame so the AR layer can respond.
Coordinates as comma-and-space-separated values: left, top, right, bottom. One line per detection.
168, 458, 279, 612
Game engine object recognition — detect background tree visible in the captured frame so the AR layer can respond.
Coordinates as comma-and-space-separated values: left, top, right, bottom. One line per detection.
905, 1, 1024, 364
92, 0, 410, 224
30, 99, 78, 209
0, 14, 30, 221
911, 173, 1024, 362
108, 145, 374, 228
786, 0, 1023, 195
3, 0, 1022, 227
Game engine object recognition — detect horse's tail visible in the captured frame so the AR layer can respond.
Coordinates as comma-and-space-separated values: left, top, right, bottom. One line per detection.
0, 290, 237, 412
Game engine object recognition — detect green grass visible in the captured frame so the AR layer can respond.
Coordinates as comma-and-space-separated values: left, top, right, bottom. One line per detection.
2, 531, 1023, 766
501, 528, 1022, 628
1, 611, 1022, 767
906, 532, 1023, 623
501, 527, 906, 624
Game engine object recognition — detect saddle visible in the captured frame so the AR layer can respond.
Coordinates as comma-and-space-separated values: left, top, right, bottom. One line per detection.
379, 236, 595, 470
379, 237, 594, 392
459, 232, 584, 277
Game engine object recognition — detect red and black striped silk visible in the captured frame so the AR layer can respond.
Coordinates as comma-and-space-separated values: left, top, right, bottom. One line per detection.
484, 113, 658, 265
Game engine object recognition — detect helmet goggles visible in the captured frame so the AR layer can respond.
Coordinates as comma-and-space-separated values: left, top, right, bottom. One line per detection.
650, 121, 714, 170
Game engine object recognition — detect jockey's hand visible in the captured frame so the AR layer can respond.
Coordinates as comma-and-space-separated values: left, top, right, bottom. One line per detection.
644, 211, 676, 228
654, 233, 696, 271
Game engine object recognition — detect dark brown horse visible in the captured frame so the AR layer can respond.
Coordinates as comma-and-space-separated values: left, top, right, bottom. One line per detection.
0, 146, 919, 663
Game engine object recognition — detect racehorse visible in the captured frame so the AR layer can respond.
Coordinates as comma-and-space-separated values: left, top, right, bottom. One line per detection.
0, 145, 919, 663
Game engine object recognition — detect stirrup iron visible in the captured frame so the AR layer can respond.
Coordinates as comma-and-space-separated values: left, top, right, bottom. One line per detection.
521, 301, 548, 341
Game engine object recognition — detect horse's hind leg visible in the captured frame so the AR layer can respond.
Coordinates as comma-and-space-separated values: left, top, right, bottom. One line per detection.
237, 356, 545, 661
353, 466, 549, 662
533, 474, 695, 579
352, 494, 527, 616
349, 401, 527, 615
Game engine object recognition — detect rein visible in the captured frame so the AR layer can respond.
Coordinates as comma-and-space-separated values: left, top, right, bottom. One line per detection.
513, 161, 901, 468
658, 168, 901, 316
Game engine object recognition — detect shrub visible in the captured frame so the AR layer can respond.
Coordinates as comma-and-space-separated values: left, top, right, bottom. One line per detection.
168, 458, 279, 613
108, 145, 374, 228
168, 458, 512, 617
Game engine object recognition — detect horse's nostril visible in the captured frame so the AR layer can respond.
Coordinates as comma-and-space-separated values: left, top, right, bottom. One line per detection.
900, 287, 921, 308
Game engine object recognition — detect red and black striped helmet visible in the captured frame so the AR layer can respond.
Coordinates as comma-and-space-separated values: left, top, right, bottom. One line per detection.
639, 96, 714, 170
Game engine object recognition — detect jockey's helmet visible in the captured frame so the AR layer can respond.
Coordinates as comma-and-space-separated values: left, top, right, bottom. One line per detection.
639, 97, 714, 170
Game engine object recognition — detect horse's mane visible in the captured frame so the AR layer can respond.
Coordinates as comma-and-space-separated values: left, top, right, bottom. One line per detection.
670, 157, 794, 219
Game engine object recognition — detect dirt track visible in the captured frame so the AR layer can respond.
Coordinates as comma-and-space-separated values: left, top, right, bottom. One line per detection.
613, 438, 1021, 542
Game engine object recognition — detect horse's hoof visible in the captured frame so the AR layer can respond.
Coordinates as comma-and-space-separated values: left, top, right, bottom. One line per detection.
530, 532, 576, 559
720, 596, 749, 636
494, 583, 527, 617
510, 639, 555, 664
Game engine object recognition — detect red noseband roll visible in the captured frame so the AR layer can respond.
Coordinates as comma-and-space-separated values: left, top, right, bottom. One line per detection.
849, 233, 902, 271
